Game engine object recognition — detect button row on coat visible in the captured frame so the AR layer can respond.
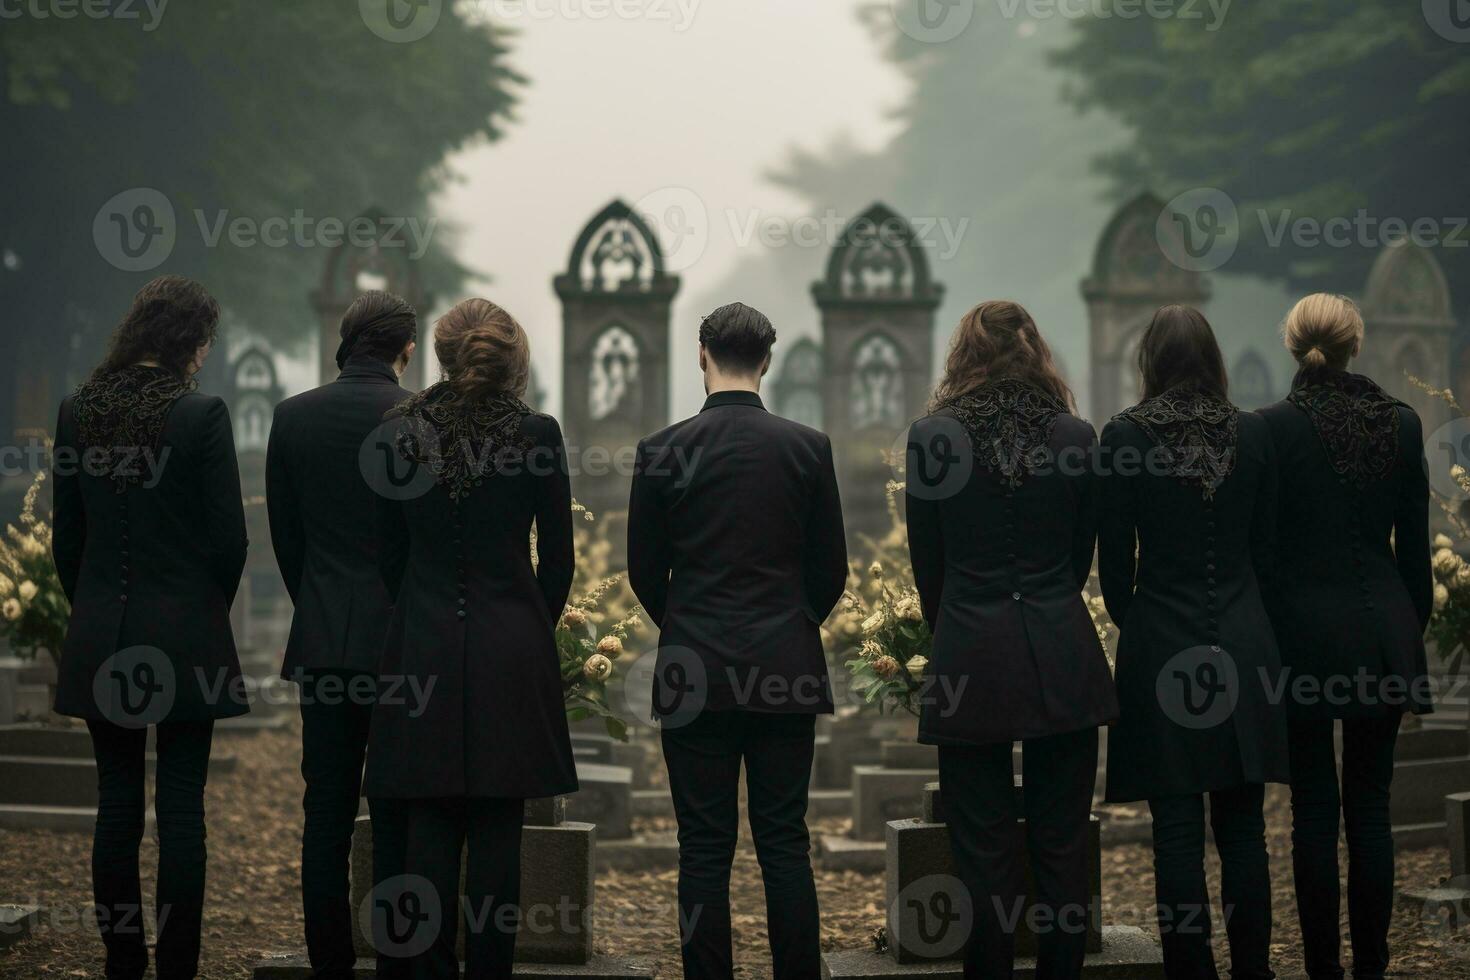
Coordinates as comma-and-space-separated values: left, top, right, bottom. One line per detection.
1005, 488, 1021, 600
1204, 500, 1219, 647
1348, 485, 1374, 612
120, 502, 130, 605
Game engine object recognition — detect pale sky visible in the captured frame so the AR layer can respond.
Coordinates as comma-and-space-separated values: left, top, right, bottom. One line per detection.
424, 0, 906, 419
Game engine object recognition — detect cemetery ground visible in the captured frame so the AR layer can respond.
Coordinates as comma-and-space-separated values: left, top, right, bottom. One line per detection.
2, 718, 1470, 978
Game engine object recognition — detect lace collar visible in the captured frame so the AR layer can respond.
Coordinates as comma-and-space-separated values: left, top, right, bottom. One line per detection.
941, 379, 1069, 488
1287, 368, 1401, 487
389, 382, 534, 500
71, 364, 195, 492
1116, 387, 1238, 500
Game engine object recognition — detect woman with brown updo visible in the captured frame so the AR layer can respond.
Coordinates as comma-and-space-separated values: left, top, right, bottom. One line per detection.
363, 298, 578, 979
1258, 294, 1431, 980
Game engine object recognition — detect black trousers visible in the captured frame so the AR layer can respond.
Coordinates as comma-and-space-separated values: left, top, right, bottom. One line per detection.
1148, 784, 1275, 980
403, 797, 524, 980
298, 670, 377, 979
661, 710, 820, 980
1287, 715, 1400, 980
938, 727, 1098, 980
87, 718, 214, 980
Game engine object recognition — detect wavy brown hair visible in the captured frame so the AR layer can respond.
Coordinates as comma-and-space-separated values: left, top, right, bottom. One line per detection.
434, 298, 530, 400
93, 275, 220, 380
929, 300, 1075, 412
1137, 304, 1228, 401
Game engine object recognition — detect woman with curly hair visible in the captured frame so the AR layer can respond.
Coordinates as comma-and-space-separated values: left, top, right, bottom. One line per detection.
363, 298, 577, 979
51, 274, 249, 980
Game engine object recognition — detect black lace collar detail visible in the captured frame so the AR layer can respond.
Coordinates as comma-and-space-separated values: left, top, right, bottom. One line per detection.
389, 382, 535, 500
942, 379, 1069, 488
1287, 368, 1401, 488
1117, 387, 1238, 500
71, 364, 195, 492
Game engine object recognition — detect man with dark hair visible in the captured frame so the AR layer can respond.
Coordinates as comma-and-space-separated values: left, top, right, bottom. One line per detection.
266, 290, 417, 979
627, 301, 848, 979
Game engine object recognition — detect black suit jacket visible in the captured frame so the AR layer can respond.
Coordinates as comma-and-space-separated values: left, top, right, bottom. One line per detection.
906, 409, 1117, 746
1257, 384, 1431, 718
266, 356, 409, 677
628, 390, 848, 714
53, 389, 249, 722
1099, 409, 1289, 802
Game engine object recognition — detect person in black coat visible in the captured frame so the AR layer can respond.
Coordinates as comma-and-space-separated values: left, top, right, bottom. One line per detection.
1257, 293, 1431, 980
266, 291, 417, 980
51, 275, 248, 980
906, 300, 1118, 979
363, 298, 577, 979
627, 302, 848, 980
1098, 305, 1287, 980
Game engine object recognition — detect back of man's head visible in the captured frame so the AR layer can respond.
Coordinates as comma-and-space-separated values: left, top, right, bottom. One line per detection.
699, 302, 776, 374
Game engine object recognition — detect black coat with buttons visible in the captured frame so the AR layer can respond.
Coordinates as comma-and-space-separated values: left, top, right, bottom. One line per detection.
363, 393, 578, 800
1257, 378, 1432, 720
1098, 408, 1289, 802
905, 405, 1118, 746
52, 386, 250, 723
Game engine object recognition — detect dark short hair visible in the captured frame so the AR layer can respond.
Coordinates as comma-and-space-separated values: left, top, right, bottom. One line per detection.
1138, 304, 1228, 401
94, 275, 221, 380
699, 302, 776, 373
337, 290, 417, 368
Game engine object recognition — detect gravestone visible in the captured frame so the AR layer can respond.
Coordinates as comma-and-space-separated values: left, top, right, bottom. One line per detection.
812, 203, 944, 540
1357, 239, 1457, 429
563, 762, 633, 841
1081, 192, 1210, 422
253, 798, 654, 977
822, 776, 1164, 978
554, 200, 679, 534
770, 337, 825, 430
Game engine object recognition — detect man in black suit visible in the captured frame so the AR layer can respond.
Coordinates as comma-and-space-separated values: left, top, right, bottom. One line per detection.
628, 302, 848, 979
266, 291, 417, 980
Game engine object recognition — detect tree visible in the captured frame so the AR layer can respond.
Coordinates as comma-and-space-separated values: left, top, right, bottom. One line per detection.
0, 3, 520, 431
1050, 0, 1470, 303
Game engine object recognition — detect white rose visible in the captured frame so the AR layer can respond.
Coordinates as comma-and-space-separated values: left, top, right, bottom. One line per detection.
17, 581, 37, 602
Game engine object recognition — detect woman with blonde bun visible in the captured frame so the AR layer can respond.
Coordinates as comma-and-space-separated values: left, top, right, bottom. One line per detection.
1257, 293, 1431, 980
363, 299, 578, 979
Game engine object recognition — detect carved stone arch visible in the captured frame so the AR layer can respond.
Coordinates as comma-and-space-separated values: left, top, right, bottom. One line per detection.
813, 203, 942, 305
562, 199, 667, 293
585, 321, 644, 423
1364, 239, 1454, 324
847, 330, 908, 432
1359, 240, 1457, 426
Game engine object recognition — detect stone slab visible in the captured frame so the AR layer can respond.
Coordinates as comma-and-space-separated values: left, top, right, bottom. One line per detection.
878, 741, 938, 771
851, 766, 938, 841
0, 904, 42, 950
822, 925, 1163, 978
1450, 791, 1470, 876
885, 817, 1102, 962
818, 834, 886, 874
810, 788, 852, 819
1391, 756, 1470, 825
630, 789, 673, 819
0, 803, 151, 833
524, 796, 567, 828
251, 953, 656, 979
565, 763, 633, 841
1394, 723, 1470, 762
594, 834, 680, 872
